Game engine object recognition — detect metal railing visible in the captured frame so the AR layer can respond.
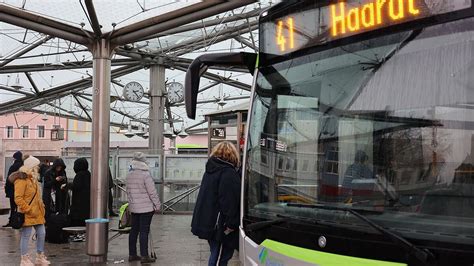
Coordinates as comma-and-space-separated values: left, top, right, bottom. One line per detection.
162, 185, 200, 212
112, 181, 200, 214
61, 154, 206, 213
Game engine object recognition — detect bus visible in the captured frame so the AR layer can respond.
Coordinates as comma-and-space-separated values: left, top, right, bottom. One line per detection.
185, 0, 474, 265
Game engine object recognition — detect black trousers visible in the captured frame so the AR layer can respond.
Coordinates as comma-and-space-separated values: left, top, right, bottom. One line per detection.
55, 190, 68, 214
108, 189, 114, 213
43, 189, 52, 218
8, 196, 16, 223
208, 239, 234, 266
129, 212, 154, 257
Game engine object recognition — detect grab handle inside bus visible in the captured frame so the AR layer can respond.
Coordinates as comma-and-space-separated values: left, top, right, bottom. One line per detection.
184, 52, 257, 119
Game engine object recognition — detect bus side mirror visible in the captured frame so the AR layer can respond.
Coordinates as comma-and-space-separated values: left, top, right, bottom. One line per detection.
185, 52, 257, 119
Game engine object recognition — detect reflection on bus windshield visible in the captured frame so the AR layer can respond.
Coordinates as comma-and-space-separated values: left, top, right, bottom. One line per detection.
246, 18, 474, 239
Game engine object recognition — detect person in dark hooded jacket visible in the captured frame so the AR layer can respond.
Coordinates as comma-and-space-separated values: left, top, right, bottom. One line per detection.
43, 158, 67, 217
69, 158, 91, 226
191, 141, 241, 266
38, 160, 50, 183
3, 151, 23, 227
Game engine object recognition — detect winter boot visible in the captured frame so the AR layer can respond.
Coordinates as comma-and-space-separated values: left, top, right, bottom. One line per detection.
35, 253, 51, 265
20, 255, 34, 266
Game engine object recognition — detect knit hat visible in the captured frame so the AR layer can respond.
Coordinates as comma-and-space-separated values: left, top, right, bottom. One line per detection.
132, 152, 147, 163
13, 151, 23, 161
23, 156, 40, 170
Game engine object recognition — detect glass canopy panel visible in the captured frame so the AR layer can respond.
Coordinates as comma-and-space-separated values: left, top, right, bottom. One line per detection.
0, 0, 280, 133
1, 0, 201, 33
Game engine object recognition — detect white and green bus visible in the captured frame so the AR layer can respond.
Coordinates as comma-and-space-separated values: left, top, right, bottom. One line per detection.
185, 0, 474, 265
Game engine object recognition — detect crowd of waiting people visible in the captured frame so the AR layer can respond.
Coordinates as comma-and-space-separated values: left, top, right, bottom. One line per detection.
3, 151, 117, 265
3, 140, 241, 266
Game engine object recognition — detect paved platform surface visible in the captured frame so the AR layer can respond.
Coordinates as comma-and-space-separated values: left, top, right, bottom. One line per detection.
0, 214, 240, 265
0, 184, 240, 265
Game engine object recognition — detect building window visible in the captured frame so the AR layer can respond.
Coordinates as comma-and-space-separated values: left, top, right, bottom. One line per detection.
38, 125, 45, 138
302, 160, 309, 172
22, 126, 29, 138
6, 126, 13, 138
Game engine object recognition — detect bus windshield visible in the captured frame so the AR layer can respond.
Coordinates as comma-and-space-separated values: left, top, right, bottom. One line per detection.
245, 17, 474, 244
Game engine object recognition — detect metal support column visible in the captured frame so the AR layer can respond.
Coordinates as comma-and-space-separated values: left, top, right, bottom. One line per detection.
149, 64, 165, 152
149, 64, 166, 206
170, 137, 177, 154
87, 39, 113, 264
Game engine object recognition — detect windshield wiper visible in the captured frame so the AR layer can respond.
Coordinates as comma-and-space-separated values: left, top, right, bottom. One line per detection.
287, 203, 435, 265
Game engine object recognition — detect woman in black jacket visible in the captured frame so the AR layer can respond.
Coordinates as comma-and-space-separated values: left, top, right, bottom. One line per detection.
69, 158, 91, 226
43, 158, 67, 217
191, 141, 241, 266
3, 151, 23, 227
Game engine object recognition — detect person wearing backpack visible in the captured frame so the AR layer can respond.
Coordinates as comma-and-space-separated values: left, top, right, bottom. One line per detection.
11, 156, 50, 266
118, 202, 131, 229
126, 152, 161, 263
191, 141, 241, 266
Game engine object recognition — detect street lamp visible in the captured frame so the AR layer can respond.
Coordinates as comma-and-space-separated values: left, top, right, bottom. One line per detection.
41, 112, 48, 121
11, 74, 23, 90
142, 127, 149, 139
135, 124, 145, 137
178, 124, 188, 138
124, 123, 134, 138
178, 130, 188, 138
163, 124, 173, 138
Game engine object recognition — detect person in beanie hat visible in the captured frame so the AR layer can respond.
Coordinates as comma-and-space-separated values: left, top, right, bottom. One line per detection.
126, 152, 161, 263
4, 151, 23, 227
22, 156, 39, 170
13, 151, 23, 161
10, 156, 50, 265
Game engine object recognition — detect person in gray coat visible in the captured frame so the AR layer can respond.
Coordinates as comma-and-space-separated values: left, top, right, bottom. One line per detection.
126, 152, 161, 263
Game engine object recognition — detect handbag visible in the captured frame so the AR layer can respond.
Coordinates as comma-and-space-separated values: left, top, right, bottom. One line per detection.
11, 182, 38, 229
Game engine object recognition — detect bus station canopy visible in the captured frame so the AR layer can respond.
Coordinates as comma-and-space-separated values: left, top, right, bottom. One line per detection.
0, 0, 277, 133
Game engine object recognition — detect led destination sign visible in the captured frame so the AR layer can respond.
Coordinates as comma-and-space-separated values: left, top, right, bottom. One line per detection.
262, 0, 472, 55
330, 0, 420, 37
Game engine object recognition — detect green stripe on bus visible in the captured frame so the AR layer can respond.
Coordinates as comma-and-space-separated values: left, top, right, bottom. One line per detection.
261, 239, 407, 266
175, 144, 206, 148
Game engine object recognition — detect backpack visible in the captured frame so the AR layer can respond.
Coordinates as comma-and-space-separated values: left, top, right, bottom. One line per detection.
45, 213, 70, 244
118, 203, 131, 229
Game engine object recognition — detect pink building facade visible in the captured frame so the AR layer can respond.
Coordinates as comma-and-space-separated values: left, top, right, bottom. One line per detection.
0, 112, 66, 180
1, 112, 209, 180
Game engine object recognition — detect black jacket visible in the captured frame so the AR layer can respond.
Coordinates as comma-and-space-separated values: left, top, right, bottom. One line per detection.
44, 158, 67, 192
38, 163, 49, 183
43, 158, 68, 214
108, 168, 114, 190
5, 159, 23, 198
69, 158, 91, 225
191, 157, 241, 245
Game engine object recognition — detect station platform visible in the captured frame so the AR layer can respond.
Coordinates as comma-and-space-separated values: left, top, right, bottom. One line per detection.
0, 213, 240, 265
